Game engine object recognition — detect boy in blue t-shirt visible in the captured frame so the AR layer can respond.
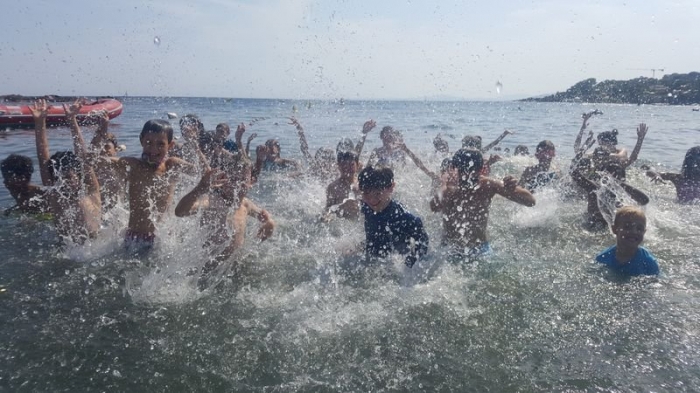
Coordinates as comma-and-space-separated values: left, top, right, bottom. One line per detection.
358, 165, 429, 267
596, 206, 659, 276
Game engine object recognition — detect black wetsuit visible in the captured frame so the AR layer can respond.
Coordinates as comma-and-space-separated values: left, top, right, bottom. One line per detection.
361, 200, 429, 267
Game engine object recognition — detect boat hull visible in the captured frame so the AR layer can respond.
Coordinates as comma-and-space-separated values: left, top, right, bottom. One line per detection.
0, 99, 123, 128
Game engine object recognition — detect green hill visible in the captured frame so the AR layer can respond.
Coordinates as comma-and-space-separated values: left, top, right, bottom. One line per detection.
522, 72, 700, 105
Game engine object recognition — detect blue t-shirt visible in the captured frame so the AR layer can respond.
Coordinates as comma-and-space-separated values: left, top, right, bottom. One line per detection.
595, 245, 660, 276
222, 139, 238, 153
362, 200, 429, 268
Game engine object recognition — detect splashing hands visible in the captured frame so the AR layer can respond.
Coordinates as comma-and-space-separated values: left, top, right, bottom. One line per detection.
362, 120, 377, 134
29, 99, 49, 120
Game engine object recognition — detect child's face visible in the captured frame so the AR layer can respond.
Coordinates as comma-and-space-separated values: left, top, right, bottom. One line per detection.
3, 173, 31, 192
140, 132, 173, 166
536, 148, 555, 162
337, 158, 358, 176
361, 185, 394, 213
613, 215, 646, 248
103, 142, 117, 157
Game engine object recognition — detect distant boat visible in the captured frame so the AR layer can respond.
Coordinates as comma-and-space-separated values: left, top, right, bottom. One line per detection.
692, 108, 699, 112
166, 112, 178, 119
0, 97, 123, 128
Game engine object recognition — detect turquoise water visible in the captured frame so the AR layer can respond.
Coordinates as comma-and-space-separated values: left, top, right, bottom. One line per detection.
1, 98, 699, 392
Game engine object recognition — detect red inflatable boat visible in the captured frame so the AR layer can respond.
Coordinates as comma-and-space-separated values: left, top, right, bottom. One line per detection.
0, 98, 123, 128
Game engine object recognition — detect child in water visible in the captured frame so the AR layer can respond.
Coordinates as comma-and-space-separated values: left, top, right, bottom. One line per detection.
358, 165, 429, 268
1, 154, 46, 215
104, 118, 205, 248
596, 206, 659, 276
324, 149, 361, 220
646, 146, 700, 204
518, 140, 558, 192
31, 99, 102, 243
430, 149, 535, 257
175, 152, 275, 286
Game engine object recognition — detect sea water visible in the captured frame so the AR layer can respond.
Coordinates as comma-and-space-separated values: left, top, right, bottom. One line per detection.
1, 98, 699, 392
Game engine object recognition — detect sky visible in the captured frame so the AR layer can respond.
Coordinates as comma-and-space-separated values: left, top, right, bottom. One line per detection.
1, 0, 698, 100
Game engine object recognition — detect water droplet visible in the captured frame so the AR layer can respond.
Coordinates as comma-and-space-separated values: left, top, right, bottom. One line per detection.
495, 81, 502, 94
153, 36, 161, 46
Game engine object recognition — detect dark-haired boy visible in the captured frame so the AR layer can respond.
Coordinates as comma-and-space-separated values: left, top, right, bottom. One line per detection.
1, 154, 46, 214
358, 166, 429, 267
430, 149, 535, 257
518, 140, 558, 191
324, 149, 361, 220
106, 118, 205, 247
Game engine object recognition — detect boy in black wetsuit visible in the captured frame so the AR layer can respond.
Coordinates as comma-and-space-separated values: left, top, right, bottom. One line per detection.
358, 166, 429, 267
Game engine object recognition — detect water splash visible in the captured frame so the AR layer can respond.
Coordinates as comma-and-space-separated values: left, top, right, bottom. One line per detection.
153, 36, 161, 46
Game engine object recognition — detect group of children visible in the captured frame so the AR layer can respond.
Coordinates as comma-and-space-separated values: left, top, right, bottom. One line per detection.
3, 102, 700, 281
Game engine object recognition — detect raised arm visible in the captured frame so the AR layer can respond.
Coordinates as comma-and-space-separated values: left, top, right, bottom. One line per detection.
234, 123, 246, 157
496, 176, 536, 207
624, 123, 648, 168
174, 168, 219, 217
180, 123, 210, 172
251, 145, 268, 183
89, 110, 110, 151
398, 142, 440, 183
290, 117, 314, 163
30, 99, 53, 187
354, 119, 377, 157
575, 111, 594, 153
245, 132, 257, 158
64, 100, 100, 199
482, 129, 513, 153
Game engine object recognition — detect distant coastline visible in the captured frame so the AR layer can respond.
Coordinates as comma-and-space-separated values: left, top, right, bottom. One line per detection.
522, 72, 700, 105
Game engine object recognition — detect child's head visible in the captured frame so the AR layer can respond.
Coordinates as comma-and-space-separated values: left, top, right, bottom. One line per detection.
358, 166, 394, 212
380, 126, 401, 147
612, 206, 647, 249
102, 133, 120, 157
140, 120, 175, 166
1, 154, 34, 190
214, 123, 230, 144
265, 139, 281, 158
452, 149, 484, 187
597, 129, 618, 147
461, 135, 482, 150
47, 151, 82, 189
681, 146, 700, 179
433, 135, 449, 153
336, 150, 359, 177
216, 152, 253, 205
514, 145, 529, 156
535, 140, 555, 163
336, 138, 355, 154
179, 114, 204, 133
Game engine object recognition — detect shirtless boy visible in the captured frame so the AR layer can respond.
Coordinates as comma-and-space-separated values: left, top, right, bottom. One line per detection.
430, 148, 535, 257
175, 153, 275, 283
324, 149, 361, 220
1, 154, 46, 215
105, 118, 204, 246
31, 99, 101, 243
518, 140, 558, 191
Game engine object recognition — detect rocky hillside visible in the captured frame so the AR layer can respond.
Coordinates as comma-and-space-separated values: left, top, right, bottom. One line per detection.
522, 72, 700, 105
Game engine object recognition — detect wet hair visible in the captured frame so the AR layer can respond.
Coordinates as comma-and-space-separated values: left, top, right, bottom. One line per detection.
337, 150, 359, 163
104, 133, 119, 150
358, 166, 393, 191
336, 138, 355, 154
215, 122, 230, 135
433, 135, 449, 152
1, 154, 34, 180
451, 148, 484, 175
613, 206, 646, 229
140, 119, 174, 142
461, 135, 482, 150
380, 126, 394, 140
265, 139, 280, 149
47, 151, 82, 182
597, 129, 618, 145
681, 146, 700, 178
439, 157, 452, 173
514, 145, 529, 156
179, 114, 205, 134
536, 140, 555, 154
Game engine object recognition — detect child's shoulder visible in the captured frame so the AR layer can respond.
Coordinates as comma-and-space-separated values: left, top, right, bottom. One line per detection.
595, 245, 617, 264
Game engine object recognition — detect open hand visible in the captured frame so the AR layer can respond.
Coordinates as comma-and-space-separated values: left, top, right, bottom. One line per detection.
247, 132, 258, 143
637, 123, 648, 138
362, 119, 377, 134
62, 98, 83, 119
29, 99, 49, 120
235, 123, 246, 140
